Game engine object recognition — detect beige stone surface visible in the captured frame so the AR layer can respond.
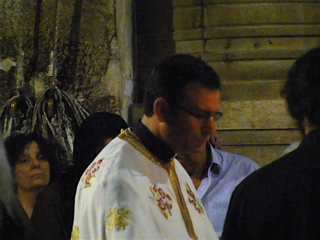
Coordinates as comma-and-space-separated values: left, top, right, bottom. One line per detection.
174, 29, 204, 41
205, 3, 320, 26
222, 145, 291, 167
209, 60, 294, 82
174, 7, 203, 29
216, 100, 296, 130
206, 25, 320, 39
206, 37, 318, 61
217, 129, 301, 146
176, 40, 205, 53
220, 80, 284, 101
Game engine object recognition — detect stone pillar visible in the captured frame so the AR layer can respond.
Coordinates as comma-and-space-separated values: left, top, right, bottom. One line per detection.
116, 0, 134, 122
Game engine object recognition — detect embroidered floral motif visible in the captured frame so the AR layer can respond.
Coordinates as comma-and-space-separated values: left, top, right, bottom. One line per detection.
149, 184, 173, 219
71, 226, 79, 240
83, 158, 105, 188
185, 183, 204, 214
106, 206, 131, 231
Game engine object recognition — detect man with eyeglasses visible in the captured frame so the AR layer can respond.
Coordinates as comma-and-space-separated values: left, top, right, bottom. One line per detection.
72, 54, 220, 239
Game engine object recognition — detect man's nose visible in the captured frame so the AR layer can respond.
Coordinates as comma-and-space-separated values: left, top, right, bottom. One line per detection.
202, 117, 216, 136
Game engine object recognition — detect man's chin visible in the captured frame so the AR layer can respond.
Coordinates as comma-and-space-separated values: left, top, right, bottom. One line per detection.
175, 142, 206, 155
187, 146, 204, 155
194, 141, 207, 152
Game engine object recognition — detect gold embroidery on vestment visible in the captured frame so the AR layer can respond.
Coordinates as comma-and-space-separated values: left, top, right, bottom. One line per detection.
119, 129, 162, 166
106, 206, 131, 231
71, 226, 79, 240
165, 162, 198, 240
119, 128, 198, 240
185, 183, 204, 214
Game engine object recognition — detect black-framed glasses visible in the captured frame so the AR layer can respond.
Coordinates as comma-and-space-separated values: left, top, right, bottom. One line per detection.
176, 105, 223, 122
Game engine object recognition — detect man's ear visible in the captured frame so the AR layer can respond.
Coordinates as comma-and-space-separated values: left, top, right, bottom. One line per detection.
153, 98, 170, 122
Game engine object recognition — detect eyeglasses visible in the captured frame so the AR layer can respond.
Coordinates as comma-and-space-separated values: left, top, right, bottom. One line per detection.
176, 105, 223, 122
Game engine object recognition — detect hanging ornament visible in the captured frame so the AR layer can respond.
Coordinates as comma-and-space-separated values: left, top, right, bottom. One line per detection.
32, 0, 89, 166
0, 0, 34, 138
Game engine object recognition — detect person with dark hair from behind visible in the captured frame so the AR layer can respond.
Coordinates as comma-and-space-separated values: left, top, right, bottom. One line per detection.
31, 112, 128, 240
72, 54, 220, 239
222, 47, 320, 240
0, 136, 39, 240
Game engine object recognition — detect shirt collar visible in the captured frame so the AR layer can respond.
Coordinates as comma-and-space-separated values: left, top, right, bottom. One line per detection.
207, 142, 224, 175
132, 120, 175, 163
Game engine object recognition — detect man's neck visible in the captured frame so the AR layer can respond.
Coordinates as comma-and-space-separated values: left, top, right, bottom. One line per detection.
141, 115, 160, 136
189, 145, 211, 189
136, 116, 175, 163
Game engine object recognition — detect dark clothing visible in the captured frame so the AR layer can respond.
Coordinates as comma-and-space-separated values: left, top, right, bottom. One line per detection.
132, 121, 175, 163
31, 182, 70, 240
222, 129, 320, 240
0, 198, 39, 240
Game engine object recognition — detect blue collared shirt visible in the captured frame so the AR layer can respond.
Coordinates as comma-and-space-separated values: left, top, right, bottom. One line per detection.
197, 144, 259, 237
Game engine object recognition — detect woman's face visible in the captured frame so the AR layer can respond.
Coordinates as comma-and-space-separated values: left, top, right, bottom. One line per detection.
14, 141, 50, 192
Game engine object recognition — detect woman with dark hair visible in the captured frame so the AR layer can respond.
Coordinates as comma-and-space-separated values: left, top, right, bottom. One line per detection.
32, 112, 128, 240
0, 136, 40, 240
4, 133, 58, 219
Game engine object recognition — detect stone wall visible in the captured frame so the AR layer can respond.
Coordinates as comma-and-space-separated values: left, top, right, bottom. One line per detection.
0, 0, 133, 163
0, 0, 133, 119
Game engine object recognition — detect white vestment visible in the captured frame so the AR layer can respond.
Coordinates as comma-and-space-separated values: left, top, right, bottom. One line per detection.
72, 129, 218, 240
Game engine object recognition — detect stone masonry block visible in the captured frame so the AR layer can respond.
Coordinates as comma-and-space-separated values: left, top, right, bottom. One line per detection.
173, 0, 202, 7
174, 7, 203, 29
173, 29, 204, 41
176, 40, 205, 53
205, 3, 320, 27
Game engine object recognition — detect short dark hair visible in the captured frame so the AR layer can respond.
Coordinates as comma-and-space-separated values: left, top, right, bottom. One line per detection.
4, 133, 60, 182
144, 54, 221, 116
281, 47, 320, 128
